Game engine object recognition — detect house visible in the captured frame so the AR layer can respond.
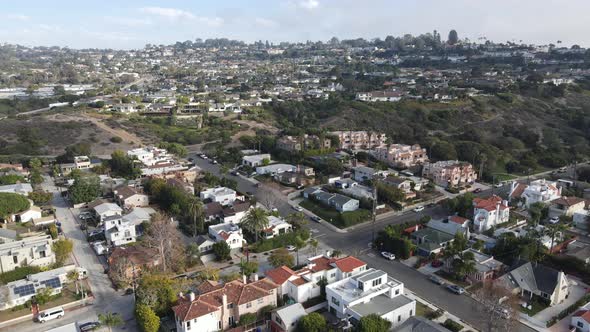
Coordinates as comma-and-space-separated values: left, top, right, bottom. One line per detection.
104, 215, 137, 246
410, 228, 454, 256
571, 302, 590, 332
472, 195, 510, 233
256, 164, 297, 176
326, 269, 415, 328
112, 103, 138, 113
113, 186, 149, 208
59, 156, 94, 175
427, 216, 470, 237
393, 316, 453, 332
309, 190, 360, 212
276, 135, 331, 153
549, 196, 586, 217
269, 303, 306, 332
574, 210, 590, 231
276, 166, 316, 187
509, 179, 561, 208
107, 246, 161, 281
498, 260, 569, 306
208, 223, 245, 249
382, 177, 416, 199
421, 160, 477, 187
262, 216, 293, 239
0, 183, 33, 196
200, 187, 239, 206
11, 205, 42, 223
196, 235, 216, 254
329, 131, 387, 150
93, 202, 123, 222
373, 144, 428, 168
444, 249, 505, 282
0, 235, 55, 273
127, 146, 174, 166
242, 154, 272, 168
265, 254, 367, 304
565, 241, 590, 264
172, 278, 278, 332
352, 166, 388, 183
204, 201, 252, 224
356, 90, 403, 102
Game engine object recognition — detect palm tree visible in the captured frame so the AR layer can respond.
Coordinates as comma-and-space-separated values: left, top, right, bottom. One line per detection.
98, 312, 124, 332
242, 207, 269, 242
286, 212, 307, 230
545, 223, 568, 253
331, 250, 342, 258
66, 270, 80, 295
187, 198, 204, 237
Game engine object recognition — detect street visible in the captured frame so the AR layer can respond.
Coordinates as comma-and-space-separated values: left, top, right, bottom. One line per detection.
191, 155, 536, 331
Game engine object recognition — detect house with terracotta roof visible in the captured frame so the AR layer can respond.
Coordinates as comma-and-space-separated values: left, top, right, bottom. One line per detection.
572, 302, 590, 332
172, 277, 278, 332
264, 254, 367, 303
509, 179, 561, 208
549, 196, 586, 217
473, 195, 510, 233
208, 223, 245, 250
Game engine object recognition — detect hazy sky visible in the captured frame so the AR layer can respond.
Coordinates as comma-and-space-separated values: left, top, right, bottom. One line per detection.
1, 0, 588, 49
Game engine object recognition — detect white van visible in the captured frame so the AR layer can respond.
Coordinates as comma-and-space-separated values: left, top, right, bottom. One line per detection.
38, 307, 65, 322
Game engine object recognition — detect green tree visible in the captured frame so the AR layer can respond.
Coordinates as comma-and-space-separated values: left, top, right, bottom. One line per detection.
67, 270, 80, 294
109, 150, 142, 179
297, 312, 327, 332
135, 304, 161, 332
239, 260, 259, 277
242, 207, 270, 242
356, 314, 391, 332
0, 174, 26, 185
69, 176, 101, 204
239, 312, 257, 326
186, 197, 204, 236
213, 241, 231, 261
52, 239, 73, 266
48, 224, 58, 239
136, 274, 178, 316
545, 222, 568, 252
28, 191, 53, 205
98, 312, 124, 332
35, 287, 53, 305
268, 248, 294, 268
0, 193, 30, 220
448, 29, 459, 45
286, 212, 308, 230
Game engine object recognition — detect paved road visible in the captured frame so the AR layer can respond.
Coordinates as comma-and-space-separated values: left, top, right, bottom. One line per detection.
4, 177, 136, 332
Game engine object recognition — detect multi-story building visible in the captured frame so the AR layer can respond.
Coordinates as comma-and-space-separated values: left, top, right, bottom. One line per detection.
373, 144, 428, 168
200, 187, 239, 206
356, 91, 403, 102
330, 131, 387, 150
127, 147, 173, 166
326, 269, 415, 328
113, 186, 149, 208
104, 215, 136, 246
262, 216, 293, 239
473, 195, 510, 233
265, 254, 367, 304
276, 135, 331, 153
509, 179, 561, 208
421, 160, 477, 187
0, 235, 55, 273
172, 277, 278, 332
208, 223, 245, 250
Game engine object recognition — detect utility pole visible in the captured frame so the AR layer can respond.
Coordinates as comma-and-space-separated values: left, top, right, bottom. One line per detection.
371, 174, 378, 244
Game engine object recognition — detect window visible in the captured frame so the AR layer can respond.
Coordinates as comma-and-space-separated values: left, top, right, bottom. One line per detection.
330, 273, 336, 278
410, 310, 413, 316
578, 321, 584, 328
331, 297, 340, 306
246, 302, 252, 308
372, 278, 382, 287
186, 321, 191, 330
39, 250, 46, 258
218, 321, 222, 329
398, 315, 401, 322
395, 289, 399, 295
13, 256, 18, 264
227, 303, 234, 309
258, 298, 263, 304
229, 316, 234, 325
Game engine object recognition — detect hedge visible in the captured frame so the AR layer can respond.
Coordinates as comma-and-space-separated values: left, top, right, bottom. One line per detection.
251, 229, 310, 253
546, 293, 590, 327
441, 319, 464, 332
0, 266, 42, 284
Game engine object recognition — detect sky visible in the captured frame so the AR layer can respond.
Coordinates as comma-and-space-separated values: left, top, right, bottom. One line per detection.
0, 0, 589, 49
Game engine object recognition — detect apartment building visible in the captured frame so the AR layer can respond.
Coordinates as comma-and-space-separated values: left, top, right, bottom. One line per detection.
276, 135, 331, 153
421, 160, 477, 187
0, 235, 55, 273
373, 144, 428, 168
330, 131, 387, 150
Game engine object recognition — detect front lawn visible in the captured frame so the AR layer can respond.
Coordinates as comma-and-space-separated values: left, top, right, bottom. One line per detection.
520, 297, 549, 317
299, 199, 371, 229
249, 229, 311, 253
0, 283, 80, 322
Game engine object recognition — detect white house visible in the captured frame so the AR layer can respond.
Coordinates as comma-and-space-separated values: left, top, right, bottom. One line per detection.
352, 166, 388, 183
242, 154, 272, 168
112, 103, 138, 113
104, 215, 136, 246
326, 269, 416, 328
11, 205, 42, 223
93, 202, 123, 222
265, 255, 367, 304
114, 186, 149, 208
269, 303, 307, 332
208, 223, 245, 250
0, 235, 55, 273
572, 302, 590, 332
200, 187, 238, 206
0, 183, 33, 196
473, 196, 510, 233
256, 164, 297, 176
262, 216, 293, 239
509, 179, 561, 208
427, 216, 470, 237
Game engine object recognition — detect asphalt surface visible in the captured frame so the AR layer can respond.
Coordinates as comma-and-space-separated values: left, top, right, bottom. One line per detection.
191, 155, 536, 331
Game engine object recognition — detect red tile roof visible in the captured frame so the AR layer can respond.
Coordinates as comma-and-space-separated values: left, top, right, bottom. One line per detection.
308, 256, 335, 272
510, 183, 526, 198
474, 195, 509, 212
265, 266, 296, 285
290, 277, 307, 286
332, 256, 366, 272
574, 309, 590, 322
449, 216, 469, 224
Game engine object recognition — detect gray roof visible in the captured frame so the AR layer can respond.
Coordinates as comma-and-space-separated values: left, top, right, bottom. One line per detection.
393, 316, 452, 332
331, 193, 356, 206
274, 303, 306, 327
356, 269, 387, 283
0, 228, 17, 240
506, 260, 560, 295
349, 294, 414, 317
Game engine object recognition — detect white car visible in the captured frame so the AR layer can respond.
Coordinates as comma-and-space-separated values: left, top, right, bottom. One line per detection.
293, 206, 303, 212
549, 216, 560, 224
381, 251, 395, 260
38, 307, 65, 322
286, 245, 296, 251
413, 206, 424, 213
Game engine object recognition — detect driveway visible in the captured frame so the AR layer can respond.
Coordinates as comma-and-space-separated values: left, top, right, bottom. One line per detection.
533, 278, 588, 325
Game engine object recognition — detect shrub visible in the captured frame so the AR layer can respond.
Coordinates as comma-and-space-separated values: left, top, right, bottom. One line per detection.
213, 241, 231, 261
0, 266, 42, 284
110, 136, 123, 143
441, 319, 464, 332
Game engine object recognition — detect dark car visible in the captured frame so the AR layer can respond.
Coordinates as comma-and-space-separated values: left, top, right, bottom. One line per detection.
428, 275, 445, 285
79, 322, 100, 331
473, 188, 482, 193
80, 224, 87, 231
125, 288, 134, 295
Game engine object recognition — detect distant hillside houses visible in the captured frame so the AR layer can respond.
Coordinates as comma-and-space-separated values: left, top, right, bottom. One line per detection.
356, 90, 403, 102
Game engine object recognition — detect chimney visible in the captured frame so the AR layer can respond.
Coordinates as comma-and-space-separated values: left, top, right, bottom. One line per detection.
496, 201, 501, 226
178, 291, 184, 299
188, 291, 195, 302
222, 293, 228, 309
242, 274, 247, 284
253, 273, 259, 282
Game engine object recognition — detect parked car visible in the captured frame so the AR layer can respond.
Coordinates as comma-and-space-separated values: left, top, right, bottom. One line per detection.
413, 206, 424, 213
79, 212, 92, 220
494, 183, 504, 188
431, 260, 443, 268
286, 245, 296, 251
79, 322, 100, 331
293, 206, 303, 212
446, 284, 465, 295
381, 251, 395, 260
311, 216, 322, 223
80, 223, 87, 231
473, 188, 482, 193
549, 216, 560, 224
37, 307, 65, 323
429, 275, 445, 285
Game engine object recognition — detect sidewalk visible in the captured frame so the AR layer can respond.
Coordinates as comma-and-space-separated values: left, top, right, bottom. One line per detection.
405, 289, 479, 332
